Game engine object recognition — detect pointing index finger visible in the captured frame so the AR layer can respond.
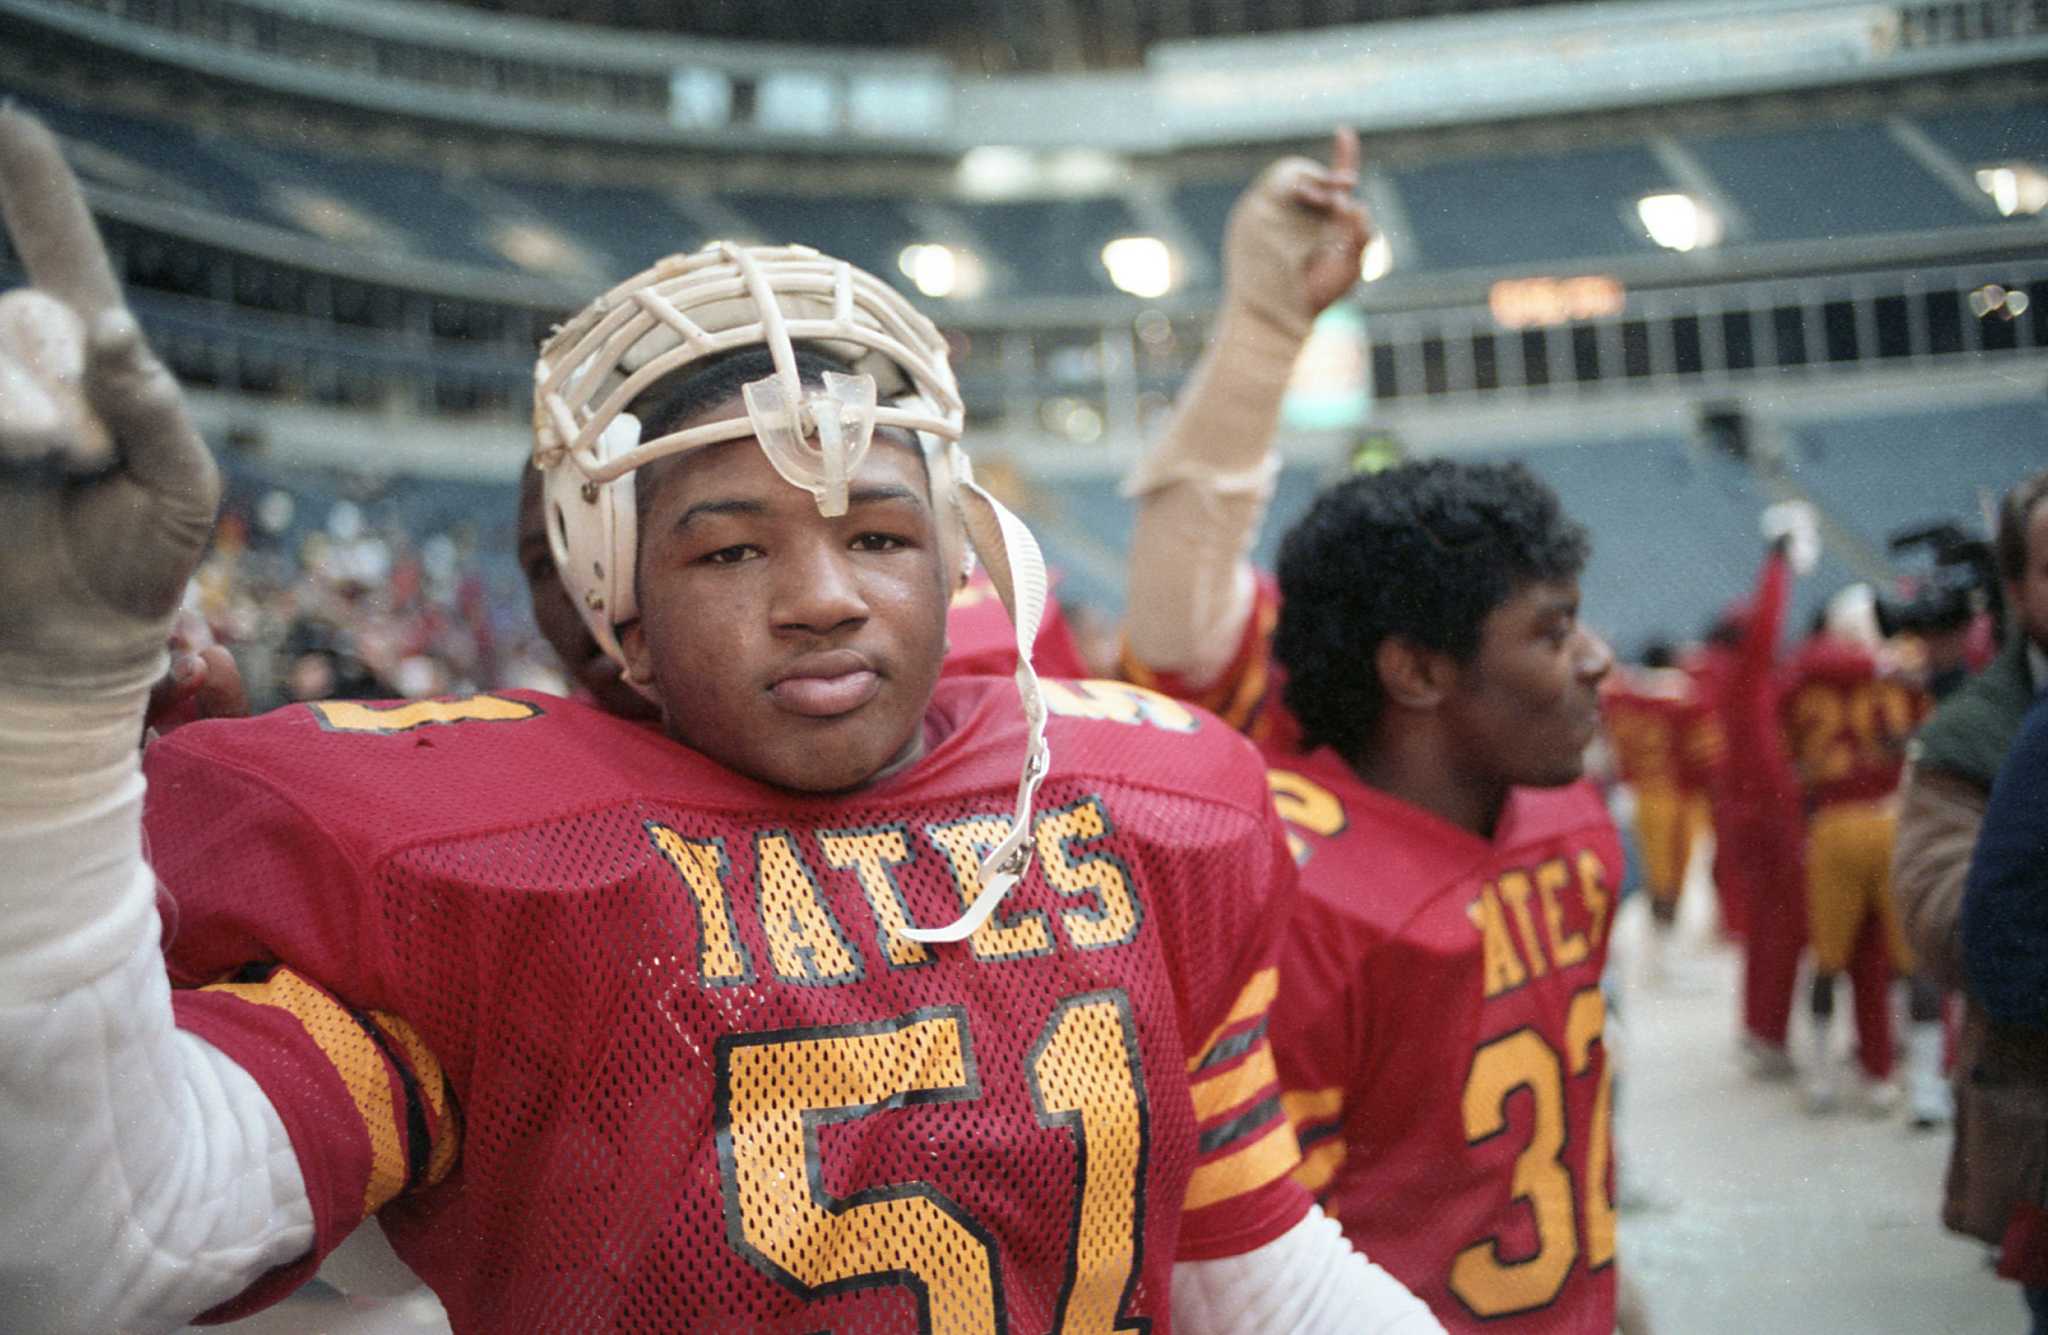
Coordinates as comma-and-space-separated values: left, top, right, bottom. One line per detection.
0, 105, 125, 321
1327, 126, 1360, 182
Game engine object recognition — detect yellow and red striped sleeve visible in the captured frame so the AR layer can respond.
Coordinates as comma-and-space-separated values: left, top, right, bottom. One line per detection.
170, 962, 459, 1319
1282, 1085, 1347, 1195
1178, 964, 1313, 1259
1119, 580, 1282, 741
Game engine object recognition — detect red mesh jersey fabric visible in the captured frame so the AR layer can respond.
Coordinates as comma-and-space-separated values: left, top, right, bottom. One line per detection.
142, 678, 1307, 1332
1266, 746, 1624, 1334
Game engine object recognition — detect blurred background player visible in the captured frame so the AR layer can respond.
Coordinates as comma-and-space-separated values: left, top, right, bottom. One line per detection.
1695, 518, 1810, 1080
1600, 640, 1716, 982
0, 113, 1440, 1335
1779, 586, 1932, 1114
1118, 135, 1633, 1332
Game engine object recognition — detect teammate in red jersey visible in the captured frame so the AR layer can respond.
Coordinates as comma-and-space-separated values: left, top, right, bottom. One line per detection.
1118, 132, 1630, 1333
1140, 461, 1625, 1333
1780, 596, 1933, 1113
1694, 534, 1810, 1077
1600, 646, 1716, 968
0, 109, 1439, 1334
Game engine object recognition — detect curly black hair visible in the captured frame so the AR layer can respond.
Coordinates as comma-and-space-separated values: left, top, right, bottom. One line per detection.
1274, 458, 1589, 757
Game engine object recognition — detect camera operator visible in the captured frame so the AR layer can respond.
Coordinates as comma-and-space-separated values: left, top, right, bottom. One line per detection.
1890, 467, 2048, 1323
1878, 521, 2004, 703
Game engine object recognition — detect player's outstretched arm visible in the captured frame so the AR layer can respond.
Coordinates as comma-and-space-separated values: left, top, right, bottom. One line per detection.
0, 106, 315, 1332
1122, 128, 1372, 686
1171, 1204, 1444, 1335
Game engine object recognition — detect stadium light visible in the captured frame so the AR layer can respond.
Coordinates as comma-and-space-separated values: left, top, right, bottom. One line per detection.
1360, 232, 1393, 283
899, 244, 956, 297
1976, 165, 2048, 217
897, 244, 985, 299
1044, 149, 1122, 195
1101, 237, 1175, 299
1636, 193, 1722, 252
957, 146, 1035, 200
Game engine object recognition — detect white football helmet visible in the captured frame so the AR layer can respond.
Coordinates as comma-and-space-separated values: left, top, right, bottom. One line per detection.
532, 241, 1048, 943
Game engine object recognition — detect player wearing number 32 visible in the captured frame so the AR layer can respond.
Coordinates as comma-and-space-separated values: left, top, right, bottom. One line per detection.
0, 108, 1438, 1334
1120, 130, 1626, 1332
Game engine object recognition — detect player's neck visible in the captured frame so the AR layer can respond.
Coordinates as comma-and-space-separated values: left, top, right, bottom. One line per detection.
1346, 729, 1509, 840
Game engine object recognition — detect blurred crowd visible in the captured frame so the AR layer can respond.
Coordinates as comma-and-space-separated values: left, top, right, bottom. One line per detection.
178, 480, 568, 713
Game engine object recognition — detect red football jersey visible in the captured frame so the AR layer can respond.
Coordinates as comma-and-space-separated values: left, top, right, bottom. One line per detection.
1780, 636, 1929, 809
1120, 573, 1304, 755
942, 567, 1091, 680
1266, 747, 1623, 1333
142, 677, 1308, 1332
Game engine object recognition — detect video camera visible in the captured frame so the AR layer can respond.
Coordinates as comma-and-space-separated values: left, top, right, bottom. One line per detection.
1874, 521, 2002, 639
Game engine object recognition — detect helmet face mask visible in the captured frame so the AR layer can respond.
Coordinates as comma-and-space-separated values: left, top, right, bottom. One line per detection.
535, 243, 974, 666
533, 241, 1050, 943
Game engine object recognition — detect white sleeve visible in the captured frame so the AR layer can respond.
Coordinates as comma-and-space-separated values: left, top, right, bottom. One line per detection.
0, 690, 316, 1335
1170, 1206, 1444, 1335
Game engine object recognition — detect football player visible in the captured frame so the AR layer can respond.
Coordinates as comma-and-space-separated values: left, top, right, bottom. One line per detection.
1598, 642, 1716, 975
1690, 534, 1809, 1076
1780, 589, 1932, 1113
517, 462, 1090, 722
0, 108, 1438, 1334
1120, 134, 1633, 1333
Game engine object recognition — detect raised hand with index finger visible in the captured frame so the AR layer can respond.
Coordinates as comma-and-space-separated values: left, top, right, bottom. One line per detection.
1223, 125, 1376, 339
0, 104, 219, 694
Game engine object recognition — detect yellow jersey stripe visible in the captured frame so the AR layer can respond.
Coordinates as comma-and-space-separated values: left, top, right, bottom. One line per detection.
1292, 1138, 1346, 1194
370, 1011, 460, 1188
1184, 1117, 1300, 1212
1190, 1045, 1280, 1124
1281, 1086, 1343, 1129
206, 971, 408, 1215
1187, 967, 1280, 1073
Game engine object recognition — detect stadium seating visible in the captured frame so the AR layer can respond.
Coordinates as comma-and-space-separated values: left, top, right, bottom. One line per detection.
486, 177, 708, 278
1914, 102, 2048, 173
1782, 402, 2048, 556
1385, 143, 1675, 272
1680, 122, 1984, 244
954, 198, 1146, 298
723, 192, 926, 292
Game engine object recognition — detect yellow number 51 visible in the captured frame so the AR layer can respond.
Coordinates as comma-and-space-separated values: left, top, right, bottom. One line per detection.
714, 992, 1149, 1334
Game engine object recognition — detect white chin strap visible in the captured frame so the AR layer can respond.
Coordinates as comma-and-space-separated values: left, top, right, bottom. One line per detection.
900, 481, 1052, 944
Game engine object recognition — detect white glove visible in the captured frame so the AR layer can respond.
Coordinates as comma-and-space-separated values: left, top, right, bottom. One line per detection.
0, 104, 219, 824
1760, 500, 1820, 576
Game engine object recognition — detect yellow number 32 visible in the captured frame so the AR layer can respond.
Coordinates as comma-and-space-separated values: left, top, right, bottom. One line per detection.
1449, 986, 1614, 1318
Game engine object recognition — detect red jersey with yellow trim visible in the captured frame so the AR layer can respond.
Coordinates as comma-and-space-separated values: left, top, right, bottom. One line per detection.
142, 676, 1307, 1333
1266, 747, 1623, 1334
1600, 669, 1716, 798
1120, 572, 1304, 756
1780, 636, 1929, 809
